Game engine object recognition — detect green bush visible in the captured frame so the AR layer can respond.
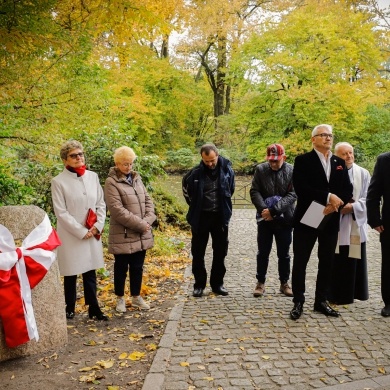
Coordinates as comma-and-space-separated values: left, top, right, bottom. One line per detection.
165, 148, 196, 172
0, 166, 32, 206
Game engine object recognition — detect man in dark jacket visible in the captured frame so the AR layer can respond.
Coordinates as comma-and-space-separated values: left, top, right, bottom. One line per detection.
290, 124, 353, 320
367, 152, 390, 317
250, 144, 296, 298
182, 143, 235, 297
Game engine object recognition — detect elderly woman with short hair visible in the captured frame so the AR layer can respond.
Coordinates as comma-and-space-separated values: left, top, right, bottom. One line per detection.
51, 140, 108, 320
104, 146, 156, 312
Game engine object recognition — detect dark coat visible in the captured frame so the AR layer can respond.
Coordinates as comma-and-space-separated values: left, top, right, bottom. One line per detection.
293, 150, 353, 231
367, 152, 390, 229
182, 156, 235, 232
250, 161, 296, 225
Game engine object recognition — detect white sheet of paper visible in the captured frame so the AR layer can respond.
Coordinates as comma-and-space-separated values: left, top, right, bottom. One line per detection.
300, 201, 326, 228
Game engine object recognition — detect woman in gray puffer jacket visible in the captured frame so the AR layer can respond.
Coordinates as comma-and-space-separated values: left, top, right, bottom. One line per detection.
104, 146, 156, 312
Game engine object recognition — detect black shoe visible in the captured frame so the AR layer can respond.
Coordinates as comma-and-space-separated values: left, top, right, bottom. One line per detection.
88, 305, 108, 321
314, 301, 340, 317
212, 286, 229, 296
193, 287, 204, 297
381, 305, 390, 317
66, 311, 75, 319
290, 302, 303, 320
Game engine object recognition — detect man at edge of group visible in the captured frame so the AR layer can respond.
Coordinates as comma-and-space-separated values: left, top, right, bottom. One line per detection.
367, 151, 390, 317
250, 143, 296, 298
182, 143, 235, 298
290, 124, 353, 320
329, 142, 369, 305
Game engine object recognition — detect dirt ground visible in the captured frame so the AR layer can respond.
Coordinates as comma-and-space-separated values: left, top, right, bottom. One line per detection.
0, 252, 190, 390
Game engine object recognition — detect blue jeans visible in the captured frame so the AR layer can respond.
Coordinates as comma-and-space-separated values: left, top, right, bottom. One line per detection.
256, 221, 292, 284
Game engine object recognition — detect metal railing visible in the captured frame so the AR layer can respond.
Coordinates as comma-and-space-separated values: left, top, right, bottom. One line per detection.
232, 180, 254, 208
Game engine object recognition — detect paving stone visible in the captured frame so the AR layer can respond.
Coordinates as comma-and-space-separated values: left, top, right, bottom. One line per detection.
141, 209, 390, 390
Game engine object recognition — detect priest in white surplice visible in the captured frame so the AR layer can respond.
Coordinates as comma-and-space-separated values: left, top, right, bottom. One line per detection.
329, 142, 370, 305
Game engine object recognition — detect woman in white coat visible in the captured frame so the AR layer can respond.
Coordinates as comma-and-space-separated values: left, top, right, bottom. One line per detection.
51, 140, 108, 320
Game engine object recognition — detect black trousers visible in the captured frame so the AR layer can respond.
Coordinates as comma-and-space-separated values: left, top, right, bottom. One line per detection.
380, 229, 390, 305
291, 225, 338, 304
64, 269, 99, 312
114, 251, 146, 297
191, 211, 229, 289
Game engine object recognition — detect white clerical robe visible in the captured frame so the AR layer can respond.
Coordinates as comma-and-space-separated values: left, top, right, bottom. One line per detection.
337, 163, 371, 258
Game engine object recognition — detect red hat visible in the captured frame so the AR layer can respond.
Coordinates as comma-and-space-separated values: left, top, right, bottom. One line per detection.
266, 144, 285, 161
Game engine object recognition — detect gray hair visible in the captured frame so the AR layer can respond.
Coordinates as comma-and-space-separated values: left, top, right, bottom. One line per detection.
312, 124, 333, 137
60, 140, 84, 160
200, 143, 219, 156
334, 142, 353, 154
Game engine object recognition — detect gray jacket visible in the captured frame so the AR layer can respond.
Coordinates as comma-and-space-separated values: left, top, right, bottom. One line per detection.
250, 162, 296, 225
104, 167, 156, 254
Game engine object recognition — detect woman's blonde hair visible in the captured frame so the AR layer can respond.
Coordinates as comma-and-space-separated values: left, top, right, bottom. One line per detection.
113, 146, 137, 163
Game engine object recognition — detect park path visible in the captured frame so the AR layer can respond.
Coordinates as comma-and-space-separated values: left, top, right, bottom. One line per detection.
144, 209, 390, 390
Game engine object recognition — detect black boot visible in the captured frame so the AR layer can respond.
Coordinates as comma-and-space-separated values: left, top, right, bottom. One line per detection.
88, 305, 108, 321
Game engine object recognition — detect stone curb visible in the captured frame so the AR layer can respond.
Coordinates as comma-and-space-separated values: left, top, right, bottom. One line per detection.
142, 266, 192, 390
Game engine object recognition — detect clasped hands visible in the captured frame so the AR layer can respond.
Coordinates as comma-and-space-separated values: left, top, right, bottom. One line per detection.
261, 209, 273, 221
83, 226, 99, 240
323, 194, 344, 215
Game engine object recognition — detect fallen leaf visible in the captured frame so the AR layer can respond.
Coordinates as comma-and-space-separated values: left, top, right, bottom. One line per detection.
261, 355, 270, 360
378, 367, 386, 374
107, 386, 120, 390
203, 377, 214, 381
128, 351, 145, 361
83, 340, 96, 346
118, 353, 128, 360
79, 366, 94, 372
180, 361, 190, 367
146, 343, 157, 351
97, 359, 114, 369
128, 333, 145, 341
78, 373, 96, 383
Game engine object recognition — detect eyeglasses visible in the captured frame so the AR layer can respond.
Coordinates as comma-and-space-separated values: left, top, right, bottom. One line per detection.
68, 152, 84, 159
314, 133, 333, 139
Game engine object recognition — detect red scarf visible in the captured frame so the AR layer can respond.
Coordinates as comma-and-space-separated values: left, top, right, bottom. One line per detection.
66, 165, 86, 176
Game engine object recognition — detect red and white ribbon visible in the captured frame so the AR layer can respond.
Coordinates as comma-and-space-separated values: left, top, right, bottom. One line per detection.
0, 214, 61, 348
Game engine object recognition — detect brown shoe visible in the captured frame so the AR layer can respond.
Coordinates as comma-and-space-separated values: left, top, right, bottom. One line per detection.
280, 282, 293, 297
253, 283, 265, 297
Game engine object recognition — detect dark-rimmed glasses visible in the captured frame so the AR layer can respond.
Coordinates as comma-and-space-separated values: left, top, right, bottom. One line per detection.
314, 133, 333, 139
68, 152, 84, 159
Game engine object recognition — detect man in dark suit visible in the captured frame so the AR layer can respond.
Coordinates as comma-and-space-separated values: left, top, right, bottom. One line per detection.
367, 152, 390, 317
290, 124, 353, 320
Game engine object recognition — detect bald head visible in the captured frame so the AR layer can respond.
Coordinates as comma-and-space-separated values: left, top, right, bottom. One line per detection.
334, 142, 354, 168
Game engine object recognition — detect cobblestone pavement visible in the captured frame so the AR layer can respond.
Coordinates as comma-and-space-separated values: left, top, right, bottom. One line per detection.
143, 209, 390, 390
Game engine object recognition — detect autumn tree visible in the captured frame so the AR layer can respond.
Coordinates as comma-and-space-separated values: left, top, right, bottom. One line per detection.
173, 0, 286, 136
230, 0, 390, 160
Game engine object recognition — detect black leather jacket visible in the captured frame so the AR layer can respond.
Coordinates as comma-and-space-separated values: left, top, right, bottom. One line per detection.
182, 156, 235, 232
250, 162, 296, 225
